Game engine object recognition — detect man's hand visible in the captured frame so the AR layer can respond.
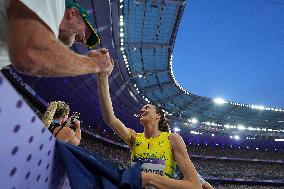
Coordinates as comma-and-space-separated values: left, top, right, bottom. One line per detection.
141, 172, 152, 188
88, 48, 112, 73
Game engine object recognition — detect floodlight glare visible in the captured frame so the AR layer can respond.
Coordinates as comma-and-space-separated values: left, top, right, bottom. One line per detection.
213, 98, 227, 105
174, 127, 180, 132
191, 118, 198, 124
237, 125, 246, 130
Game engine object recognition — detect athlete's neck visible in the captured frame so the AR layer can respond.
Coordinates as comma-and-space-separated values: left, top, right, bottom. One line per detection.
144, 124, 161, 139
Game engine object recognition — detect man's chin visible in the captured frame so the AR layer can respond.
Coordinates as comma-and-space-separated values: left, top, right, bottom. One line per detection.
59, 36, 74, 47
62, 40, 74, 47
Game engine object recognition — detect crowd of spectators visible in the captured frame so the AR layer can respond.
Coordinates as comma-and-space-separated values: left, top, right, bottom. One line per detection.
81, 125, 126, 146
187, 144, 284, 161
80, 131, 130, 168
192, 158, 284, 182
214, 183, 283, 189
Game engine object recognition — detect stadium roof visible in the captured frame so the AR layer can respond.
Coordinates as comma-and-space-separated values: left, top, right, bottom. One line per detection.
117, 0, 284, 132
6, 0, 283, 148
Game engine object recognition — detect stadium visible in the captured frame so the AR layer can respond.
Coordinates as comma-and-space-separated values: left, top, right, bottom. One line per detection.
0, 0, 283, 189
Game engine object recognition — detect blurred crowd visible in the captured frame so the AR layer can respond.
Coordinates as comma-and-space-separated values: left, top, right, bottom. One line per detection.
192, 158, 284, 182
80, 131, 130, 168
214, 184, 283, 189
187, 145, 284, 161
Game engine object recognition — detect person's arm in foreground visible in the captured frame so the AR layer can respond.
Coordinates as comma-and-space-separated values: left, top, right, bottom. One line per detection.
142, 133, 201, 189
202, 182, 214, 189
96, 61, 136, 147
7, 0, 111, 76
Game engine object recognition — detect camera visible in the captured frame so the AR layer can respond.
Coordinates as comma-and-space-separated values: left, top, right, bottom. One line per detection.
69, 112, 80, 131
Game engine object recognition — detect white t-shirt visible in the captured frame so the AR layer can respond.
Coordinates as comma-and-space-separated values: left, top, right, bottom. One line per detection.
0, 0, 65, 70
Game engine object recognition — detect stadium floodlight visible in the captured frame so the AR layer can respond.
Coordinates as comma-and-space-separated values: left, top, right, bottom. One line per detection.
229, 136, 233, 139
120, 0, 123, 2
237, 125, 246, 131
120, 47, 124, 51
191, 118, 198, 124
275, 139, 284, 141
213, 98, 228, 105
212, 134, 215, 137
256, 148, 258, 150
251, 105, 265, 110
120, 32, 124, 37
234, 135, 240, 140
120, 5, 123, 8
174, 127, 180, 132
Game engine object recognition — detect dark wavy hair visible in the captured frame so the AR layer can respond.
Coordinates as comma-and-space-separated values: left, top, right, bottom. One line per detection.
152, 104, 171, 133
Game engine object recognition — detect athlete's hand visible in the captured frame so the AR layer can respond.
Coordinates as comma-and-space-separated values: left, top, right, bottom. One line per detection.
88, 48, 112, 73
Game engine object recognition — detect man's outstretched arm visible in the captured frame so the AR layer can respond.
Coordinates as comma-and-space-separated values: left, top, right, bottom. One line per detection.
7, 0, 111, 76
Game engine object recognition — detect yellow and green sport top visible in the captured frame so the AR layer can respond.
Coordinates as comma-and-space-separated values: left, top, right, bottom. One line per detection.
131, 132, 176, 178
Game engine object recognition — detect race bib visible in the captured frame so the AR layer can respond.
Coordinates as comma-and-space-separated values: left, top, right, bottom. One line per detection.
132, 157, 165, 189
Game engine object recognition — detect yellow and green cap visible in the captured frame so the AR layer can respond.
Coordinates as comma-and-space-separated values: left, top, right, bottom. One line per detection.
65, 0, 100, 48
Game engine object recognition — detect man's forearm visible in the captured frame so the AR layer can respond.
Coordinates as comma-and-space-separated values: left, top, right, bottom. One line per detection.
24, 38, 99, 76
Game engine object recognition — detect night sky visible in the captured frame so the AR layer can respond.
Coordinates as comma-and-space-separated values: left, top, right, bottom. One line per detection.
173, 0, 284, 108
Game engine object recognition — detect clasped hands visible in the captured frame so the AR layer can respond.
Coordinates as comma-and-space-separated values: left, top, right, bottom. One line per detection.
88, 48, 114, 76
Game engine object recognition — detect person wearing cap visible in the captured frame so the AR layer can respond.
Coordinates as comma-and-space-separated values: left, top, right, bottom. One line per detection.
0, 0, 112, 76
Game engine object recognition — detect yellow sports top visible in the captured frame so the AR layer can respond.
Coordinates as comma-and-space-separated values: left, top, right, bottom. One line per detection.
131, 132, 176, 178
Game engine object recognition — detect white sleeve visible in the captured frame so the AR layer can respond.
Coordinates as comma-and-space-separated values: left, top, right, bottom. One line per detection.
20, 0, 65, 37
